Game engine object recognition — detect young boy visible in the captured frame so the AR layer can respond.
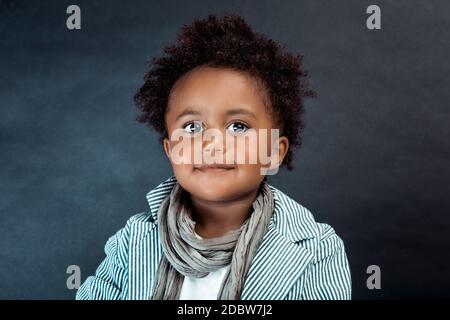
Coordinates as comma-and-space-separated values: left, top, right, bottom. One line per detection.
76, 13, 351, 300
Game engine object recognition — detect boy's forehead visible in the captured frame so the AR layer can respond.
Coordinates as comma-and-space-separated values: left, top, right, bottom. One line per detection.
176, 67, 257, 95
168, 66, 267, 114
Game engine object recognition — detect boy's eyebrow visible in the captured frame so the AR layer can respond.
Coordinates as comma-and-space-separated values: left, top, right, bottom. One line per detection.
226, 108, 257, 119
175, 109, 201, 121
175, 107, 257, 121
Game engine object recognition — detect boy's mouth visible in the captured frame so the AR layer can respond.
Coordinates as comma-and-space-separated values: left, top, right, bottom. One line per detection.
194, 164, 236, 172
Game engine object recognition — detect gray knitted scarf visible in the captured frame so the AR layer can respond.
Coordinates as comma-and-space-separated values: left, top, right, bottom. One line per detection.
150, 182, 275, 300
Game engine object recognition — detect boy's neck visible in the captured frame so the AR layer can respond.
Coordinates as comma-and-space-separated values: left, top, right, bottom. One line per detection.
190, 188, 260, 239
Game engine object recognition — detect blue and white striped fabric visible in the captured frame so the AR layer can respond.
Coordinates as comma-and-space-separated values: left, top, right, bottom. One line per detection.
76, 176, 351, 300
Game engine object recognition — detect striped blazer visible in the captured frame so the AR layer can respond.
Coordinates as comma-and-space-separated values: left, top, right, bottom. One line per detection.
76, 176, 351, 300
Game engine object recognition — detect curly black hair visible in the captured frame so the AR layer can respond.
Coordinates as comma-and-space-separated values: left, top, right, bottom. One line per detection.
134, 13, 316, 170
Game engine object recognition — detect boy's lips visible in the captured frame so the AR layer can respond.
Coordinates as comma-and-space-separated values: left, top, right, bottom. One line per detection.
194, 164, 236, 172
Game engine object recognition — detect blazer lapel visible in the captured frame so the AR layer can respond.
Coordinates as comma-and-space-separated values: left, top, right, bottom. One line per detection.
240, 223, 314, 300
128, 177, 177, 299
128, 217, 161, 300
239, 184, 319, 300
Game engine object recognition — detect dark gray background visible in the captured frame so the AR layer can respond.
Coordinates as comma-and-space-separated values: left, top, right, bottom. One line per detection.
1, 0, 449, 299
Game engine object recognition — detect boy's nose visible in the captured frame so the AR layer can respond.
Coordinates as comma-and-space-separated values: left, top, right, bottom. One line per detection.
201, 128, 225, 155
203, 139, 223, 154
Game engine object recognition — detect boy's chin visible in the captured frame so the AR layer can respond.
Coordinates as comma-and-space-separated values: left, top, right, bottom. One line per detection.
185, 180, 241, 202
176, 172, 264, 203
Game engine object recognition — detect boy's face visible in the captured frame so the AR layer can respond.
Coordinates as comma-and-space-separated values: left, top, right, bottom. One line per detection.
163, 66, 288, 202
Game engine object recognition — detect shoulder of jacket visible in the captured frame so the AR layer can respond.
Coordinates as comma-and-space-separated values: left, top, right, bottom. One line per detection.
126, 210, 154, 225
268, 184, 321, 241
107, 211, 154, 245
314, 222, 347, 261
103, 211, 154, 263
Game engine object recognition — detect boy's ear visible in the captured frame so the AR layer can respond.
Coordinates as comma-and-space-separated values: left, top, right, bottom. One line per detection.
269, 136, 289, 170
273, 136, 289, 167
163, 137, 171, 160
261, 136, 289, 176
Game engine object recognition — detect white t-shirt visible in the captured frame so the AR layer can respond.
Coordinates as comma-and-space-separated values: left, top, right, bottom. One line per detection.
179, 232, 231, 300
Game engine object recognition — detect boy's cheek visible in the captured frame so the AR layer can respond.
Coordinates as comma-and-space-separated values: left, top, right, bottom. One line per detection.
167, 138, 199, 165
234, 135, 274, 167
171, 164, 194, 182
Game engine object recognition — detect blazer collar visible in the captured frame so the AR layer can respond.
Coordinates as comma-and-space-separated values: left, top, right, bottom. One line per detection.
145, 176, 317, 242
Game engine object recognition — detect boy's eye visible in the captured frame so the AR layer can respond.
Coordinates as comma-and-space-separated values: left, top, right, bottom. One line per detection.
183, 121, 204, 134
226, 121, 249, 134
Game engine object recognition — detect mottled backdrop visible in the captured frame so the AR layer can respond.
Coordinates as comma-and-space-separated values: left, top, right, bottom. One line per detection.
0, 0, 449, 299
